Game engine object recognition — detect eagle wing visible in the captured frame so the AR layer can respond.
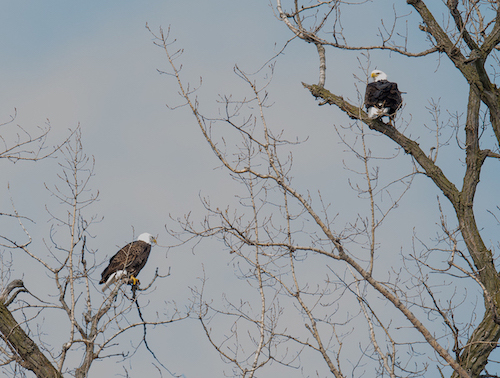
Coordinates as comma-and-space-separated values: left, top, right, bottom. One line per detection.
99, 241, 151, 284
364, 82, 380, 109
386, 82, 402, 114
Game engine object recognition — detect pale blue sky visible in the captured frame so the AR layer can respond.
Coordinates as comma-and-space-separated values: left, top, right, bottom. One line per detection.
1, 1, 498, 377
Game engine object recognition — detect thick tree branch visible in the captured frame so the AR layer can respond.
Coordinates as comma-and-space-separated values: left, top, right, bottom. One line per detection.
481, 6, 500, 55
407, 0, 469, 65
0, 298, 62, 377
446, 0, 480, 52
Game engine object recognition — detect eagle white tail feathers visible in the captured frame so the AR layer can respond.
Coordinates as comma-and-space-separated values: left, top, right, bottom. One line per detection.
101, 270, 127, 292
367, 106, 391, 119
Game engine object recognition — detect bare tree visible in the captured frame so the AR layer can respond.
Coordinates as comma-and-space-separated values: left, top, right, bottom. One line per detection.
0, 111, 74, 378
0, 127, 188, 377
156, 1, 500, 377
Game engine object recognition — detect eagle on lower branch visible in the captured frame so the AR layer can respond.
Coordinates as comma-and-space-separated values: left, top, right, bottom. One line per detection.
99, 233, 157, 291
365, 70, 403, 123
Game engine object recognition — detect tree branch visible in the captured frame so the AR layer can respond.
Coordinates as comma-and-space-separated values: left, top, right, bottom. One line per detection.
0, 299, 62, 377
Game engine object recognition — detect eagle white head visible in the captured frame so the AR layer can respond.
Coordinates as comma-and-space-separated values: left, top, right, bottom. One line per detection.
370, 70, 388, 82
138, 233, 157, 245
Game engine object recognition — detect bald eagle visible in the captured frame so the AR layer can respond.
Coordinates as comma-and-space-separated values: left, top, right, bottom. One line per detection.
99, 233, 157, 291
365, 70, 402, 122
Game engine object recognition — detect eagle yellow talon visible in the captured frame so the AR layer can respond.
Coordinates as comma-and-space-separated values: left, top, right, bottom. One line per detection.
129, 276, 140, 286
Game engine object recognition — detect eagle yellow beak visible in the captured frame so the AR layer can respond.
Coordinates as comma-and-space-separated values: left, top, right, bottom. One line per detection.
371, 72, 377, 78
152, 237, 158, 245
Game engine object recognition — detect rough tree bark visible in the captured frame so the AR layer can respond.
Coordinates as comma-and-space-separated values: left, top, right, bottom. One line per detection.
0, 283, 62, 378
